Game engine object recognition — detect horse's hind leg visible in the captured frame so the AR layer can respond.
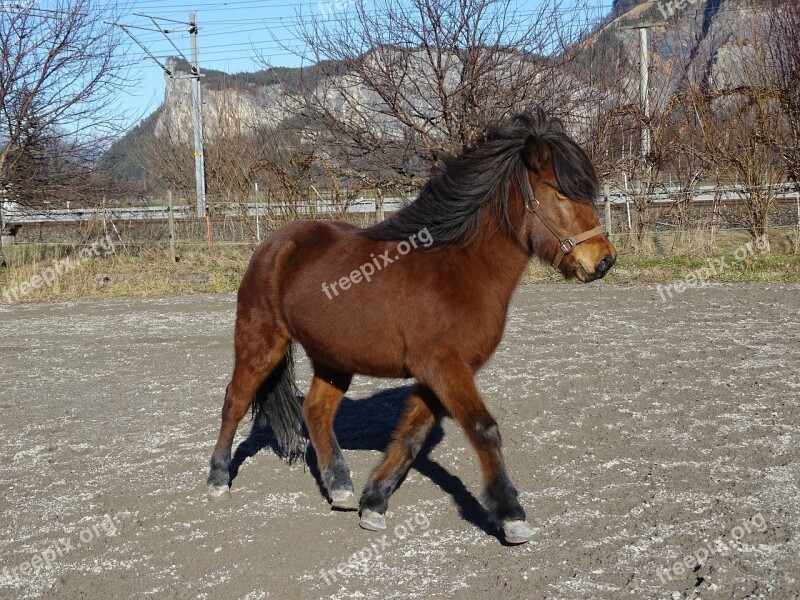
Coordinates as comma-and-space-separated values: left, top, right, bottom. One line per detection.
303, 365, 355, 509
207, 331, 289, 500
359, 385, 442, 530
417, 352, 534, 544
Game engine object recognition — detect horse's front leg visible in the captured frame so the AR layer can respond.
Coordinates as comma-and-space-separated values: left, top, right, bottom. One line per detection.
417, 351, 534, 544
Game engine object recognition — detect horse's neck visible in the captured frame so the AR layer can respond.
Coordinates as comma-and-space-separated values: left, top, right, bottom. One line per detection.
466, 219, 531, 301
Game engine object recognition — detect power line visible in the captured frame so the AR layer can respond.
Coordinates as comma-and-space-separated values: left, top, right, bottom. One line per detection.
115, 2, 613, 69
112, 13, 207, 217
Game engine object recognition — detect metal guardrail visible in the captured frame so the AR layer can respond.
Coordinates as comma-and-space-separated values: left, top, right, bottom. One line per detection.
604, 183, 799, 204
0, 198, 410, 225
2, 184, 798, 225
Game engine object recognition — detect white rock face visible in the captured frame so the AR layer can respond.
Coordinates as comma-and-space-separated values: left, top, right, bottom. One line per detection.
154, 59, 294, 144
153, 4, 771, 146
153, 52, 598, 145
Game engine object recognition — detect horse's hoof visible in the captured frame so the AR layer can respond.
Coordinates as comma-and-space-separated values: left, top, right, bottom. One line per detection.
330, 490, 359, 511
503, 520, 535, 544
208, 484, 232, 501
359, 509, 386, 531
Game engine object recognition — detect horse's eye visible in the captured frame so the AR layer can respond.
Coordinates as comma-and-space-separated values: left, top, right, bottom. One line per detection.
555, 190, 568, 200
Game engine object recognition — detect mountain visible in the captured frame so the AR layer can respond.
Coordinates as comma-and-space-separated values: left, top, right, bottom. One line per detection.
101, 0, 764, 195
100, 59, 328, 195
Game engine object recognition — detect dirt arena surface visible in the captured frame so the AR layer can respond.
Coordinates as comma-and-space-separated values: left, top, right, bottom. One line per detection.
1, 283, 798, 599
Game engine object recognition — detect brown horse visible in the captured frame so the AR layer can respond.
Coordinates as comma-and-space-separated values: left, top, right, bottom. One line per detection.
207, 109, 616, 544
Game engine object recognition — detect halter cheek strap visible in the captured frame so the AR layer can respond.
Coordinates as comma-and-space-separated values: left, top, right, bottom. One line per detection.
528, 197, 606, 268
519, 173, 606, 269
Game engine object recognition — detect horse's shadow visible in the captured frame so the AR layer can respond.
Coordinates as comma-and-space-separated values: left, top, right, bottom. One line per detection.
229, 385, 499, 540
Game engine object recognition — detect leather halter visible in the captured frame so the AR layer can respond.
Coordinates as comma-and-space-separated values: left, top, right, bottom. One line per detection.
519, 173, 606, 269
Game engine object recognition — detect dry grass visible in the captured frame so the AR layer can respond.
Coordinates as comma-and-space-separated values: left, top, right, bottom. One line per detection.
2, 229, 800, 305
0, 243, 251, 304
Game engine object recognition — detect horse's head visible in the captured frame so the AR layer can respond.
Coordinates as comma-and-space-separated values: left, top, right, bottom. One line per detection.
517, 113, 616, 282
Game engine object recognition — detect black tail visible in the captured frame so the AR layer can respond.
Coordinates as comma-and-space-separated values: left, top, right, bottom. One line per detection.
251, 346, 305, 461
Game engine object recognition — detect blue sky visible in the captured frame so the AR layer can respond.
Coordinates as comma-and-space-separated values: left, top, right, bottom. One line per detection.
115, 0, 614, 127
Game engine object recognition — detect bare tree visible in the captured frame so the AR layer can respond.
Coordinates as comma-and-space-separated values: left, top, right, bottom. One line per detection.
678, 4, 787, 242
255, 123, 316, 222
203, 89, 263, 208
580, 22, 687, 249
0, 0, 132, 264
762, 0, 800, 193
587, 4, 789, 248
0, 1, 132, 200
138, 113, 195, 200
268, 0, 597, 190
687, 83, 783, 241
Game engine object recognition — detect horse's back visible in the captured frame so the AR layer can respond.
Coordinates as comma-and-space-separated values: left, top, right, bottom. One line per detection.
242, 219, 358, 282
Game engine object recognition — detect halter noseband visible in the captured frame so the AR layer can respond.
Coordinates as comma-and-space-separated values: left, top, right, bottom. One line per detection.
520, 174, 606, 269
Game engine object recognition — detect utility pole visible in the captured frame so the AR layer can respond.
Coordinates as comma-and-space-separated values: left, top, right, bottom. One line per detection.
113, 14, 207, 218
620, 19, 659, 186
639, 26, 651, 171
189, 13, 206, 218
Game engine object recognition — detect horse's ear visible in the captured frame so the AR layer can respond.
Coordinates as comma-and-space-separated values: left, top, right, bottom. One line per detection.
522, 135, 551, 172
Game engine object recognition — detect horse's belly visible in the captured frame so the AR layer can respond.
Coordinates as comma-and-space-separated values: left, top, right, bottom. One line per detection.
284, 294, 411, 378
293, 325, 411, 378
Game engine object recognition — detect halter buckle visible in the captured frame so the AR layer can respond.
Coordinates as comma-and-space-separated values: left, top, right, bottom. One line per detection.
559, 238, 576, 255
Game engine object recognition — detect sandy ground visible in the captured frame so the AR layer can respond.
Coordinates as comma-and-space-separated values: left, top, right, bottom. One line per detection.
0, 283, 798, 600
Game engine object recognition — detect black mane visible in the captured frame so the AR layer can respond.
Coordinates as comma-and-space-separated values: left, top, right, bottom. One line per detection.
361, 109, 599, 246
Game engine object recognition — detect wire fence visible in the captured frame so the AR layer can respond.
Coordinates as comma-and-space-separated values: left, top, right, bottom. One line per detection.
2, 195, 800, 265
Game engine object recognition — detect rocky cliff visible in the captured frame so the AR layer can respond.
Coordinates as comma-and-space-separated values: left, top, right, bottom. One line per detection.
154, 0, 760, 141
154, 58, 295, 144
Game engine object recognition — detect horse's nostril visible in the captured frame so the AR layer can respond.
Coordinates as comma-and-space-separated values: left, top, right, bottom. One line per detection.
598, 255, 615, 274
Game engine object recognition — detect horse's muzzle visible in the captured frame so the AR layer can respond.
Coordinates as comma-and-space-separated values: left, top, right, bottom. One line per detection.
582, 253, 616, 282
